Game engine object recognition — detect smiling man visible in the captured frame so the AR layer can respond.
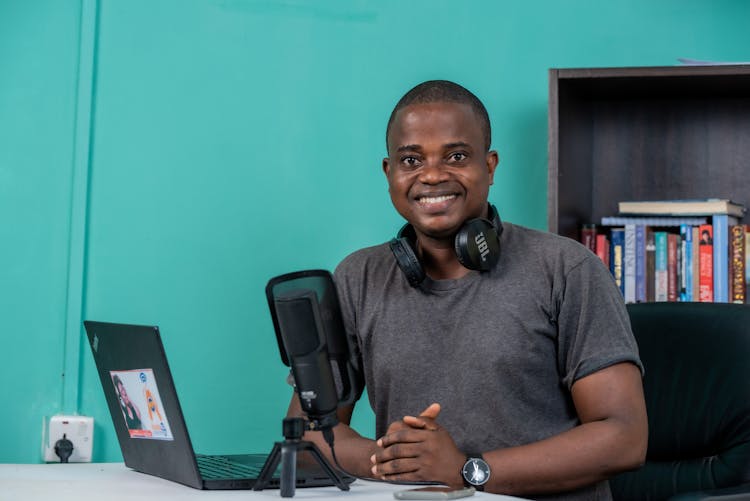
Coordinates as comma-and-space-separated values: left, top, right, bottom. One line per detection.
287, 80, 647, 500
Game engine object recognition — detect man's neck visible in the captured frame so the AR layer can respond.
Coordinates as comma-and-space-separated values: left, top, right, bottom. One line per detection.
416, 237, 470, 280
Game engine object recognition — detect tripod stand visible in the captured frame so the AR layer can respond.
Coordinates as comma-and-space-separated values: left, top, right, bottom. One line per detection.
253, 417, 350, 497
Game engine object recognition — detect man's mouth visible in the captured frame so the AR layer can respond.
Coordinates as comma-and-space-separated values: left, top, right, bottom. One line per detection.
416, 194, 457, 207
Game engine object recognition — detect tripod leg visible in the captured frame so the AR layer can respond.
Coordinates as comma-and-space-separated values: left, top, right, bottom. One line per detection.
279, 442, 297, 498
252, 442, 282, 491
303, 442, 350, 491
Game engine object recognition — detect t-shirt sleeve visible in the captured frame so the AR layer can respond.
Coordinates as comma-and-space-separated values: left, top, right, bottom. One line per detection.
556, 254, 644, 390
333, 256, 366, 401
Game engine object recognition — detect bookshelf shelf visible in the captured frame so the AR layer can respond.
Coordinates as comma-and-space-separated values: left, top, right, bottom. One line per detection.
548, 65, 750, 241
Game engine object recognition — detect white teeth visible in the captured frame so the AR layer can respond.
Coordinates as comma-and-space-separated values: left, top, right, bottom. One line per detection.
419, 194, 456, 204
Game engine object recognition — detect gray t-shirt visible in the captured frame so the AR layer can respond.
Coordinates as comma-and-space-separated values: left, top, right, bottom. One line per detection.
334, 222, 642, 501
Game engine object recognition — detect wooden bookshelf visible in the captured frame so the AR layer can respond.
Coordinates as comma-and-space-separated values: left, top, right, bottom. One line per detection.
548, 65, 750, 241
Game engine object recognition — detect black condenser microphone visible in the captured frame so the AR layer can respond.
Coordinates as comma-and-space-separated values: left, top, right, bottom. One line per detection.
274, 289, 339, 430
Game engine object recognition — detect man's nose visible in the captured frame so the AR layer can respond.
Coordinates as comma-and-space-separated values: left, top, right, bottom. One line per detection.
418, 159, 449, 184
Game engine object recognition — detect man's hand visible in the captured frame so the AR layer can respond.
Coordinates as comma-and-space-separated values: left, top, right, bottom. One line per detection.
370, 403, 466, 487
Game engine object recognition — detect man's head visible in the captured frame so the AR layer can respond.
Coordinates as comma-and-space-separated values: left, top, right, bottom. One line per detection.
386, 80, 492, 152
383, 80, 498, 242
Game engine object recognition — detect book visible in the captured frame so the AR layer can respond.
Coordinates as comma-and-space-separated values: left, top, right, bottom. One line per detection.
610, 228, 625, 295
654, 232, 668, 302
698, 224, 713, 302
600, 216, 708, 227
730, 225, 747, 304
635, 225, 647, 303
667, 233, 679, 302
595, 233, 609, 268
624, 225, 636, 303
645, 228, 656, 302
680, 224, 693, 302
618, 199, 745, 218
712, 214, 739, 303
691, 226, 700, 301
580, 223, 597, 253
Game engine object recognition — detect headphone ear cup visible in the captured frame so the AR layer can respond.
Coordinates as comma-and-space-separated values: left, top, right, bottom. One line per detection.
389, 227, 425, 287
454, 218, 500, 271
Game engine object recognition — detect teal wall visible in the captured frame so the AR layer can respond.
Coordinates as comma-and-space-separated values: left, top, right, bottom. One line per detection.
2, 0, 749, 463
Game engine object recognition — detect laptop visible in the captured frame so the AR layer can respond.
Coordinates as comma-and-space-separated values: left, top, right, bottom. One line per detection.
83, 320, 354, 490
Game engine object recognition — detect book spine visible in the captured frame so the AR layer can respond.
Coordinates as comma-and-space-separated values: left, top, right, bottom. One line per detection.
635, 225, 646, 303
667, 233, 679, 302
692, 226, 700, 301
624, 225, 636, 303
698, 224, 714, 302
645, 228, 655, 302
731, 224, 746, 304
580, 223, 597, 253
610, 228, 625, 296
681, 224, 693, 301
713, 214, 730, 302
654, 232, 668, 302
595, 233, 610, 268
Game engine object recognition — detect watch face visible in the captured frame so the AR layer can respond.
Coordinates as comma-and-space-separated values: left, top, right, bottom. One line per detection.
462, 458, 490, 486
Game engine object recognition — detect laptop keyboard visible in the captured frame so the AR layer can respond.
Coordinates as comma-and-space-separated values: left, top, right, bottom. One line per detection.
196, 455, 265, 480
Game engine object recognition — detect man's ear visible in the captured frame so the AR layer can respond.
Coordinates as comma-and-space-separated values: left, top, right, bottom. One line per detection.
486, 150, 499, 185
382, 157, 391, 177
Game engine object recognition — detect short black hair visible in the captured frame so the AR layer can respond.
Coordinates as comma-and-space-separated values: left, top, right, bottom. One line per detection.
386, 80, 492, 151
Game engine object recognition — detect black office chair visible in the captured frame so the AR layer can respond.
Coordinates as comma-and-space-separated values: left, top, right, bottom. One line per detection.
610, 302, 750, 501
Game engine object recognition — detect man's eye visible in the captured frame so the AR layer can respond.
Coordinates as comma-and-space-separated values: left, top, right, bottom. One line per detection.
401, 156, 421, 168
449, 152, 467, 162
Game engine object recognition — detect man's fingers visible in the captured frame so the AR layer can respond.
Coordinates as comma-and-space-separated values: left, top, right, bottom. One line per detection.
419, 402, 441, 419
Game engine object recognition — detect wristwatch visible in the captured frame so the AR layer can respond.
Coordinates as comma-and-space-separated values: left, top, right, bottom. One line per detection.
461, 453, 490, 491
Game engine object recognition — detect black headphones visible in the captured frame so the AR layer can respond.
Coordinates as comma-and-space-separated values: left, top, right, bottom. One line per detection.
389, 204, 503, 287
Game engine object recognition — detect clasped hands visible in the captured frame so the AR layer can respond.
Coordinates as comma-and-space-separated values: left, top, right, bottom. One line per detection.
369, 403, 466, 487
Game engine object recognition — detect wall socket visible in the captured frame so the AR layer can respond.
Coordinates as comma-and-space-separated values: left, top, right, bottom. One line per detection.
42, 415, 94, 462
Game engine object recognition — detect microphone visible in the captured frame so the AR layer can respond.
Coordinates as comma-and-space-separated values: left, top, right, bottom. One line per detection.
274, 289, 339, 430
266, 270, 361, 433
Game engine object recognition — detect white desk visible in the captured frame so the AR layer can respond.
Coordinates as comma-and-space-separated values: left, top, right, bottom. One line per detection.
0, 463, 527, 500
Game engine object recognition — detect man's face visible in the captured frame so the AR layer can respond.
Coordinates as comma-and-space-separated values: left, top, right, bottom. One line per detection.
383, 101, 498, 241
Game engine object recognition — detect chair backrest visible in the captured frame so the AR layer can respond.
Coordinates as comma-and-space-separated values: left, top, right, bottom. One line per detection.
610, 302, 750, 500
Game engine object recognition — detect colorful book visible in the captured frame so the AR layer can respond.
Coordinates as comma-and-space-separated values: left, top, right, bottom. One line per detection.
712, 214, 739, 303
618, 199, 746, 218
691, 226, 700, 301
610, 228, 625, 295
667, 233, 679, 302
698, 224, 713, 302
730, 224, 747, 304
601, 216, 708, 226
624, 225, 636, 303
654, 232, 668, 302
595, 233, 609, 268
635, 225, 647, 303
580, 223, 597, 253
645, 228, 656, 302
680, 224, 693, 302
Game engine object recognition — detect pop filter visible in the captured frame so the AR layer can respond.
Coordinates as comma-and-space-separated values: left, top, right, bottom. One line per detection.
266, 270, 360, 429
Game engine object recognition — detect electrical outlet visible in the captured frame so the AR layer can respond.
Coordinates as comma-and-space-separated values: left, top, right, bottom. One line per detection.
42, 415, 94, 462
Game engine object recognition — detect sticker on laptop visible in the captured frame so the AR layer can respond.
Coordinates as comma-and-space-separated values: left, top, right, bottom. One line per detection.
110, 369, 174, 440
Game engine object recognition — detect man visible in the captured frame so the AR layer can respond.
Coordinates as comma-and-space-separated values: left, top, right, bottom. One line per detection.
287, 80, 647, 500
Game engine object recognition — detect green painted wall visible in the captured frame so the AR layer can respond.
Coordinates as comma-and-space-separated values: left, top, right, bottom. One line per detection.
2, 0, 749, 463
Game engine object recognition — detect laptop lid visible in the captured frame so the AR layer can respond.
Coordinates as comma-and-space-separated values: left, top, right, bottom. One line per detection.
84, 320, 356, 490
84, 320, 211, 489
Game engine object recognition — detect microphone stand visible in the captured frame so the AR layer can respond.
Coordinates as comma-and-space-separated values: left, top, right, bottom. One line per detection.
253, 417, 350, 498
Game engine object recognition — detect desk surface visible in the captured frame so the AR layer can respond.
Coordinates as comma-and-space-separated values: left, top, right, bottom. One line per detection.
0, 463, 527, 500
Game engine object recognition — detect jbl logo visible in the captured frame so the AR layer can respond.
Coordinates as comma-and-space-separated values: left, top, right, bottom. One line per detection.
475, 232, 490, 261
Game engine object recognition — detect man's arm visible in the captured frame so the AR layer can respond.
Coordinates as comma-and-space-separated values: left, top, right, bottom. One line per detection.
371, 362, 648, 496
286, 392, 378, 478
